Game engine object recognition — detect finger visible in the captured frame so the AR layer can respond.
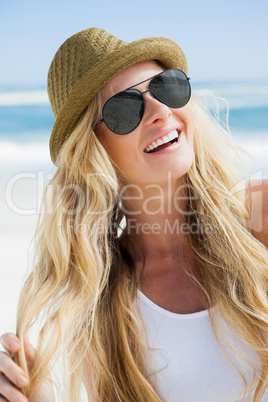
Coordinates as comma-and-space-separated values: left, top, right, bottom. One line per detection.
0, 352, 28, 389
0, 373, 28, 402
0, 334, 20, 355
23, 337, 36, 364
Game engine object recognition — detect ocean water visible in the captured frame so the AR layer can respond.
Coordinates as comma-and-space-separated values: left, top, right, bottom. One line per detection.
0, 80, 267, 178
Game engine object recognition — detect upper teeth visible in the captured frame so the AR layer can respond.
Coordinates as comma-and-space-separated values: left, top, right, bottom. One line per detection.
145, 130, 179, 153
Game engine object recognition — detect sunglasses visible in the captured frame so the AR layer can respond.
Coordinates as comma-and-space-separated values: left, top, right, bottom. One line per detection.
94, 69, 191, 135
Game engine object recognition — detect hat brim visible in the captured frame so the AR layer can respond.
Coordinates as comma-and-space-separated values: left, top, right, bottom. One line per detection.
49, 36, 188, 164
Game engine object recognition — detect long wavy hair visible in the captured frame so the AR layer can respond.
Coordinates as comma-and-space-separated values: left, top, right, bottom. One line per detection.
15, 86, 268, 401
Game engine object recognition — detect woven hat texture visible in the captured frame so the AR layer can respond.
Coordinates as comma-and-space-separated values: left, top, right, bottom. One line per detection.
47, 27, 188, 164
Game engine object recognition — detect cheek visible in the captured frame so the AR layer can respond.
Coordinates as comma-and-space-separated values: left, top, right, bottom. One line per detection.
174, 104, 194, 142
95, 125, 117, 157
181, 104, 192, 124
173, 103, 192, 123
96, 128, 131, 166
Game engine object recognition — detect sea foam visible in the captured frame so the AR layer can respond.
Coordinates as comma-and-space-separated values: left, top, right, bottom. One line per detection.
0, 90, 49, 106
0, 136, 267, 178
1, 82, 268, 109
0, 140, 50, 163
193, 81, 268, 109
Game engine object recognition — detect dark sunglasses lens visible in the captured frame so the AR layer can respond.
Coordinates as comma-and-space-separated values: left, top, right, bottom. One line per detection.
103, 89, 144, 135
150, 69, 191, 108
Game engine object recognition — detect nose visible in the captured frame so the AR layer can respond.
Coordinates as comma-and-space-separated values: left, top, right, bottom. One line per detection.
142, 92, 171, 126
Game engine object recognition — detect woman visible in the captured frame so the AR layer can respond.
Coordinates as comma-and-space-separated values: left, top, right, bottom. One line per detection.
0, 27, 268, 401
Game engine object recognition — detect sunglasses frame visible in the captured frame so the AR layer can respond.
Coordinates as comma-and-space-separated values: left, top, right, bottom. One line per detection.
94, 69, 191, 135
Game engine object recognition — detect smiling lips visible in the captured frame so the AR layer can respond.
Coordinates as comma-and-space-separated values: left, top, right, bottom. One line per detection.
144, 130, 179, 153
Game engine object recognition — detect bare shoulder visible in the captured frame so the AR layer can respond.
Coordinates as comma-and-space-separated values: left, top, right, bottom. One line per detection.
29, 376, 55, 401
246, 179, 268, 248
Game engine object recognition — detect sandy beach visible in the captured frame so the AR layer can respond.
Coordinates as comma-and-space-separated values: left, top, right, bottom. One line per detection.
0, 149, 53, 337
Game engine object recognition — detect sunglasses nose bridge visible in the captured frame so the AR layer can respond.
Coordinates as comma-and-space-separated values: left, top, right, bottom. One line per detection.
141, 90, 172, 126
141, 88, 158, 103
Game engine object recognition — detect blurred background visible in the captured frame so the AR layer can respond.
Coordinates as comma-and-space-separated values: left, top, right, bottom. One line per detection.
0, 0, 268, 335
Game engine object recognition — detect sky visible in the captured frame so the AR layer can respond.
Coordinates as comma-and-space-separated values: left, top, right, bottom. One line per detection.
0, 0, 268, 87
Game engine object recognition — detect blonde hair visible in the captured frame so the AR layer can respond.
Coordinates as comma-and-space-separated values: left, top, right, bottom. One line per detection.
15, 89, 268, 401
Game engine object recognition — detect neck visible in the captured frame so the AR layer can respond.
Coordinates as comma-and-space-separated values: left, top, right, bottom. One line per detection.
119, 178, 207, 314
121, 176, 192, 259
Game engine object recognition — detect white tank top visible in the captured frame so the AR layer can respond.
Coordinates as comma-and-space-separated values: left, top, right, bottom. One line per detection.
137, 290, 268, 402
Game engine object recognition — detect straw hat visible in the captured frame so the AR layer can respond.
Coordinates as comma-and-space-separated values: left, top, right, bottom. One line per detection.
47, 27, 188, 164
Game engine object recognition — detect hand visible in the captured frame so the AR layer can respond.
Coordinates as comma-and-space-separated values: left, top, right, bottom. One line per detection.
0, 332, 30, 401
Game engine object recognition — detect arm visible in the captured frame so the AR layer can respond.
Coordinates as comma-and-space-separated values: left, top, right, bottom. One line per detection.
246, 179, 268, 248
